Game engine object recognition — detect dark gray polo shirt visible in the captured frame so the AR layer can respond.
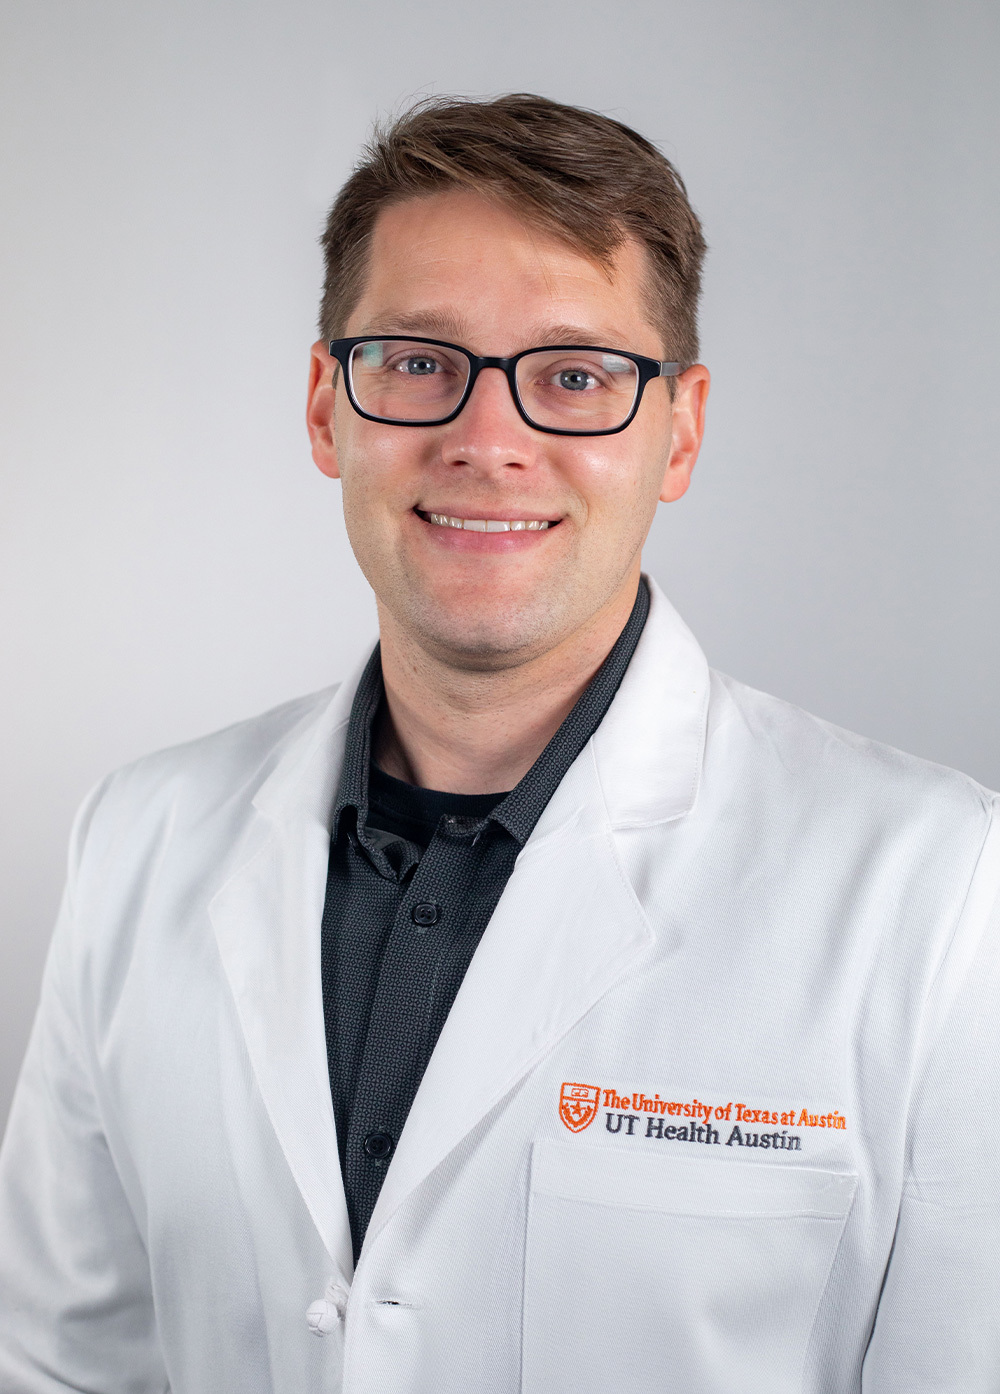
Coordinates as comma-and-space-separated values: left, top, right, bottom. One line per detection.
321, 579, 649, 1259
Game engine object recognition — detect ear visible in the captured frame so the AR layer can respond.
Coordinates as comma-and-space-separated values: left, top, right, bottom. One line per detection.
659, 364, 710, 503
306, 340, 341, 479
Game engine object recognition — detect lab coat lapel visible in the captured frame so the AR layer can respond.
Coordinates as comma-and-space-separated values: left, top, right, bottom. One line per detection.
367, 579, 711, 1241
209, 659, 369, 1285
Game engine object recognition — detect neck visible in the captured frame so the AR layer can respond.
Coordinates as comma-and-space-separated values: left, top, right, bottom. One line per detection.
372, 575, 642, 794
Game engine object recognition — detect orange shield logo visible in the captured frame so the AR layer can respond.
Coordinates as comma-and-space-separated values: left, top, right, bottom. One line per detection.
559, 1082, 600, 1133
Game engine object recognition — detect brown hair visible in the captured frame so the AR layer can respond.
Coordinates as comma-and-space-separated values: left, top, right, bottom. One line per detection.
318, 93, 706, 365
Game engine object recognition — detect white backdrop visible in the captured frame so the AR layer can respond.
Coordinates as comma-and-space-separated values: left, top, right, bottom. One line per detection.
2, 0, 998, 1130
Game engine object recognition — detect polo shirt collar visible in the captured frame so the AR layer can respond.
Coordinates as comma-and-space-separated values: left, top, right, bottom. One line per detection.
328, 646, 383, 846
490, 577, 649, 846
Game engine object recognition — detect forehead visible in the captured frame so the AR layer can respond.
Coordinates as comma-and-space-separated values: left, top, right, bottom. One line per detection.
348, 189, 661, 356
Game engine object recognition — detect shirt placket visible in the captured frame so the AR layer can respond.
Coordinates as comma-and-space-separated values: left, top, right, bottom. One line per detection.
342, 821, 480, 1251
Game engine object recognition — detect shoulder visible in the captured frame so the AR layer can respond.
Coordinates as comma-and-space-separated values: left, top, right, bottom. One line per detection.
706, 668, 996, 846
696, 673, 1000, 997
67, 686, 342, 892
106, 685, 338, 808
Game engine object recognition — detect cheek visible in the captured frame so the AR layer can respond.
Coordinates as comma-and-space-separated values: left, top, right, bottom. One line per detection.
332, 432, 394, 560
567, 440, 668, 537
335, 418, 418, 512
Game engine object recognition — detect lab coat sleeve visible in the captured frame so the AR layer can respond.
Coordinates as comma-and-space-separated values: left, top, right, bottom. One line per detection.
862, 797, 1000, 1392
0, 787, 168, 1393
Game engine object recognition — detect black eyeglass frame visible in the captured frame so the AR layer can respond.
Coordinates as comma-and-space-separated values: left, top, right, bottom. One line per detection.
328, 336, 682, 437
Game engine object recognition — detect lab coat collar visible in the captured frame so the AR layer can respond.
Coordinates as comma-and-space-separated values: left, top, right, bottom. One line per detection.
211, 577, 709, 1280
589, 573, 710, 829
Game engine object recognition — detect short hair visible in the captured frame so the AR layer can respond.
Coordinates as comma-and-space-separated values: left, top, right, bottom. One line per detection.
318, 93, 706, 366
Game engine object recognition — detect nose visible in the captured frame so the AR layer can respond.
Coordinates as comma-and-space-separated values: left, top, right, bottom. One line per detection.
439, 364, 540, 472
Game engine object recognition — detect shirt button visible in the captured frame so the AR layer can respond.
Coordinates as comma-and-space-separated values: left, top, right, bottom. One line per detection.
410, 901, 441, 928
364, 1130, 395, 1162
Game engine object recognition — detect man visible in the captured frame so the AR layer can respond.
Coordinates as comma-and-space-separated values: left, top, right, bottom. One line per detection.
1, 93, 998, 1393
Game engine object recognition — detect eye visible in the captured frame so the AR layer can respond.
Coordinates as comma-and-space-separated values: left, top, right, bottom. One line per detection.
556, 367, 597, 391
400, 355, 440, 376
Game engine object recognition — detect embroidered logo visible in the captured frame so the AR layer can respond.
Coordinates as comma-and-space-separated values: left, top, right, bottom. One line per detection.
557, 1081, 847, 1152
559, 1082, 601, 1133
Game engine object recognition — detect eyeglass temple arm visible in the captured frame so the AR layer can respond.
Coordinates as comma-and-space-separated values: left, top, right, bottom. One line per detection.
659, 361, 682, 377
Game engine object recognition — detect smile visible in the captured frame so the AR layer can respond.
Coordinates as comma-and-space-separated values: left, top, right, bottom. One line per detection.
420, 511, 554, 533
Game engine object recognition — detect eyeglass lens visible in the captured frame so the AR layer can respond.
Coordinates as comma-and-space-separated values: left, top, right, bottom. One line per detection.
347, 339, 640, 431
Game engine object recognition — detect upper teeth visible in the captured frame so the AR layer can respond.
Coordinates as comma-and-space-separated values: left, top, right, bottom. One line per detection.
427, 513, 550, 532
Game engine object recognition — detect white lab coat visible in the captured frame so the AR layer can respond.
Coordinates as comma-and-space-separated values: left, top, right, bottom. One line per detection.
2, 579, 999, 1393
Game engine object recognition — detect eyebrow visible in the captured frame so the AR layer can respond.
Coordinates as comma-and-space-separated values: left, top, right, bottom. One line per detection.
357, 310, 473, 340
355, 312, 637, 352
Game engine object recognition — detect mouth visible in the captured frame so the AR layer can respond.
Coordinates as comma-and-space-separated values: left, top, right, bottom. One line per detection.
416, 509, 559, 533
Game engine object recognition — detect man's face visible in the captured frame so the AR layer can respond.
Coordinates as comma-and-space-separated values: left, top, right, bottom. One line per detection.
307, 190, 708, 670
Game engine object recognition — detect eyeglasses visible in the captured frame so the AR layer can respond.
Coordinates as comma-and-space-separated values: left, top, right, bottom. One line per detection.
328, 336, 681, 437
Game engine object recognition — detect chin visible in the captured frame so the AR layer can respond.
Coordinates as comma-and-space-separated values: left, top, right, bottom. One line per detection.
401, 589, 571, 671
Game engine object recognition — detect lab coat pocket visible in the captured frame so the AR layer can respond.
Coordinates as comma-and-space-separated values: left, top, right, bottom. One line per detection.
523, 1139, 857, 1394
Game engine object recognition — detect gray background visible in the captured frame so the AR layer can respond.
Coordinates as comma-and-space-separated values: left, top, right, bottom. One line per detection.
1, 0, 998, 1132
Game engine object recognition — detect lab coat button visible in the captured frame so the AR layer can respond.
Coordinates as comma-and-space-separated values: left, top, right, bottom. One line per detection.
306, 1280, 349, 1336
